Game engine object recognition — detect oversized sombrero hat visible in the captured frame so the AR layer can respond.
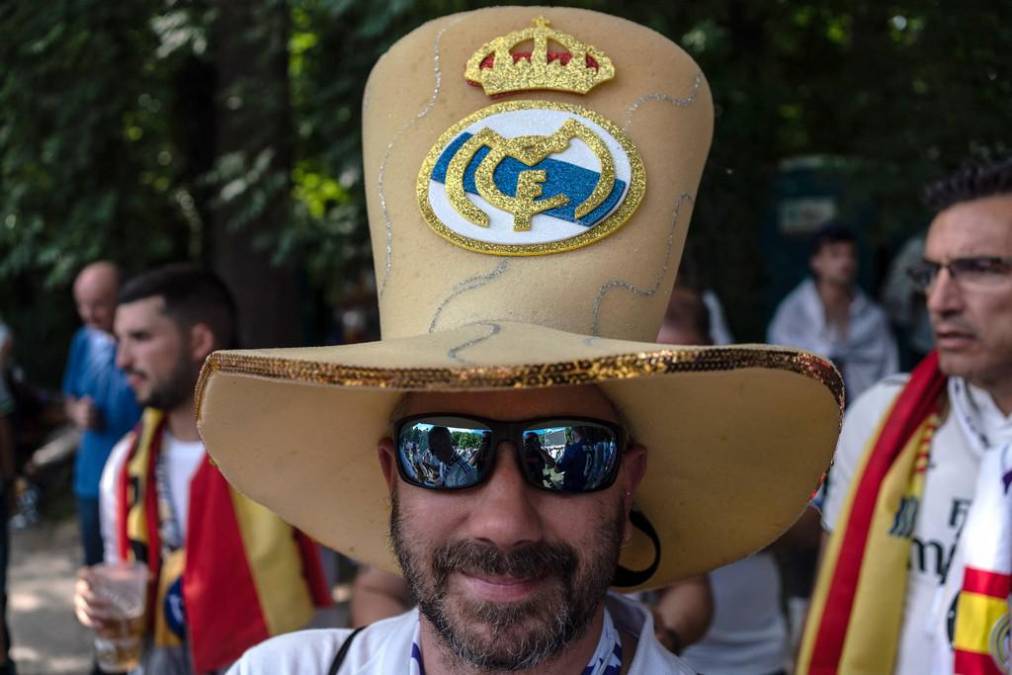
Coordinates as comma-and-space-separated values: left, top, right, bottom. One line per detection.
196, 6, 842, 590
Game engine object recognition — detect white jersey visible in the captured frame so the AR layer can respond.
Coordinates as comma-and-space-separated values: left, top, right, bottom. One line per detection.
98, 430, 206, 563
228, 593, 696, 674
822, 376, 983, 675
768, 278, 899, 402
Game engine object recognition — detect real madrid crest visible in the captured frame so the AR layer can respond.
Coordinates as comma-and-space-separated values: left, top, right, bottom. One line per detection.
416, 19, 646, 257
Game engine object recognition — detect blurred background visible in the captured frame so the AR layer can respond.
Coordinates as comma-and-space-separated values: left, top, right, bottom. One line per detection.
2, 0, 1010, 385
1, 2, 1010, 671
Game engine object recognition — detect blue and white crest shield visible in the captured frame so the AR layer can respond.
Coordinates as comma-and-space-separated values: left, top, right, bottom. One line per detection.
418, 101, 645, 256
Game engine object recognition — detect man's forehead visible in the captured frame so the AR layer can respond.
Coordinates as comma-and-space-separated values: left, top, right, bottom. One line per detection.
74, 264, 118, 297
114, 296, 169, 329
927, 194, 1012, 256
396, 385, 620, 422
814, 240, 855, 256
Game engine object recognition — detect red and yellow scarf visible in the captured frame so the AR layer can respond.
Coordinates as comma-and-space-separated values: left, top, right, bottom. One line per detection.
798, 352, 946, 674
116, 409, 331, 673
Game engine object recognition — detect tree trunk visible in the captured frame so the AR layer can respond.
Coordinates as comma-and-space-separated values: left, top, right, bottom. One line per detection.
210, 0, 301, 349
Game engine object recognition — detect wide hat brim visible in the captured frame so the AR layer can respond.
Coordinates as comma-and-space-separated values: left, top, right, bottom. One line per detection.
197, 321, 841, 590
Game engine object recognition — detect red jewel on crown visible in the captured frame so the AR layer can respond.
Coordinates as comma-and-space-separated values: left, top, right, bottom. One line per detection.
465, 17, 615, 97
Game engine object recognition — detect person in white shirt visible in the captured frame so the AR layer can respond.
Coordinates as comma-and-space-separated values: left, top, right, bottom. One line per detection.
74, 264, 328, 675
800, 157, 1012, 674
769, 221, 899, 402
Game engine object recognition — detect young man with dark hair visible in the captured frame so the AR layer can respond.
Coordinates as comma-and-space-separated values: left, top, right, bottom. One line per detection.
800, 156, 1012, 675
768, 220, 899, 401
74, 264, 329, 675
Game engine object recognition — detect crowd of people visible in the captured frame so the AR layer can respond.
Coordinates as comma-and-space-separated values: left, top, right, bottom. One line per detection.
1, 6, 1009, 675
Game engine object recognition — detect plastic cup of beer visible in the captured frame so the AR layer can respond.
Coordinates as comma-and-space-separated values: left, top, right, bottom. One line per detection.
89, 562, 149, 672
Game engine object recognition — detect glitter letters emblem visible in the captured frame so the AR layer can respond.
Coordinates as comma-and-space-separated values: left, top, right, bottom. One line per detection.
417, 101, 646, 256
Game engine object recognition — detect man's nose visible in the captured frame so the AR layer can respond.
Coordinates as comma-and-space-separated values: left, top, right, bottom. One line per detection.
115, 343, 130, 370
464, 442, 543, 549
926, 266, 964, 316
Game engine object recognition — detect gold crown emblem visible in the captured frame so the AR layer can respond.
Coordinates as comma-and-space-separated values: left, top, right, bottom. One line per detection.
465, 17, 615, 97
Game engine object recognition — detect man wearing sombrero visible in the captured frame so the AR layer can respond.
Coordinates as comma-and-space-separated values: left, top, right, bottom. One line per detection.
198, 7, 842, 674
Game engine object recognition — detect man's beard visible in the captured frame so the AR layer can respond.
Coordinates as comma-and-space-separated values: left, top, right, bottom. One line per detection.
131, 358, 196, 411
390, 492, 624, 672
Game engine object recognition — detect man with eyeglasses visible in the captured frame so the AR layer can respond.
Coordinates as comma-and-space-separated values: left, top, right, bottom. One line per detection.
800, 157, 1012, 675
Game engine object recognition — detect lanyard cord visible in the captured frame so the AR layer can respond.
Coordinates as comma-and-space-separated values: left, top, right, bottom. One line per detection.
154, 447, 185, 555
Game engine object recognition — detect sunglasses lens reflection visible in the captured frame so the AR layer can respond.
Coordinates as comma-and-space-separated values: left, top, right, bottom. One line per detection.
397, 418, 491, 489
521, 421, 620, 492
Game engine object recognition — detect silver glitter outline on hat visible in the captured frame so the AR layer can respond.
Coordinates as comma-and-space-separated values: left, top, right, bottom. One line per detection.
448, 321, 502, 364
622, 72, 703, 131
591, 192, 693, 336
377, 18, 461, 299
429, 259, 510, 334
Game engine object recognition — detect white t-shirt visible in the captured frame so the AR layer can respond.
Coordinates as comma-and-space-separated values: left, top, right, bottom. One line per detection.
680, 552, 788, 675
768, 278, 899, 402
228, 594, 697, 674
99, 429, 206, 563
821, 376, 983, 675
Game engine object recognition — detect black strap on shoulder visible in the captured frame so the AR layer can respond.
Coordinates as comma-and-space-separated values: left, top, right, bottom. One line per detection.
611, 510, 662, 588
328, 626, 367, 675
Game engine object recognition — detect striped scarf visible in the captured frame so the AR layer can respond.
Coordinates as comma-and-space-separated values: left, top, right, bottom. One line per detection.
798, 352, 946, 674
116, 409, 331, 672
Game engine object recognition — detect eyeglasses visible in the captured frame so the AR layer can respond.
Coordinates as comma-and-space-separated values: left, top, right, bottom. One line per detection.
393, 414, 627, 493
906, 257, 1012, 292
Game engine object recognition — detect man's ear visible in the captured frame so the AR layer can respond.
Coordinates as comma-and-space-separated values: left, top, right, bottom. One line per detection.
188, 323, 216, 362
620, 443, 647, 539
377, 437, 398, 493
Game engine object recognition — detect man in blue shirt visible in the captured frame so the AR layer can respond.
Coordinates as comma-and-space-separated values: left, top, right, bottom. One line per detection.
62, 261, 141, 565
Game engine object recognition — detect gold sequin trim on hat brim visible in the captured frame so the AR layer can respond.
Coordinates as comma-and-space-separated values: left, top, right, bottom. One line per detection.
196, 346, 844, 422
416, 100, 646, 257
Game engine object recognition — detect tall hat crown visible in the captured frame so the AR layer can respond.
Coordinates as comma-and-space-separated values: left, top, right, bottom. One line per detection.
367, 7, 714, 342
196, 7, 843, 594
465, 17, 615, 96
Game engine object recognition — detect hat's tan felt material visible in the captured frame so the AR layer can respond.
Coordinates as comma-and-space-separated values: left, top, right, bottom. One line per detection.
198, 322, 841, 589
197, 7, 843, 590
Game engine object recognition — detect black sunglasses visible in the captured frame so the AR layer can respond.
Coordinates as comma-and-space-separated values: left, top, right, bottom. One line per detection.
393, 414, 628, 493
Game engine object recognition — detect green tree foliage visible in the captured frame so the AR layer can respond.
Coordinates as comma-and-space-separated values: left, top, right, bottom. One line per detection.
0, 1, 206, 380
0, 3, 192, 286
1, 0, 1009, 382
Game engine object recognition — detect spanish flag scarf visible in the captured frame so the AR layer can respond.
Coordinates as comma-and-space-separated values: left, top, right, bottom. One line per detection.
116, 409, 331, 673
933, 378, 1012, 675
798, 352, 946, 674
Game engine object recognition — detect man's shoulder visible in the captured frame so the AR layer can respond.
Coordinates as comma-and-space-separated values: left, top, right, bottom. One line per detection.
74, 326, 114, 354
846, 373, 910, 420
99, 432, 135, 497
604, 594, 698, 674
69, 326, 91, 348
229, 629, 351, 674
774, 279, 813, 310
229, 611, 418, 675
632, 640, 697, 674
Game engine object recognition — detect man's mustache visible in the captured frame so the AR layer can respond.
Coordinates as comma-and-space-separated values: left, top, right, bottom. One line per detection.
432, 539, 577, 585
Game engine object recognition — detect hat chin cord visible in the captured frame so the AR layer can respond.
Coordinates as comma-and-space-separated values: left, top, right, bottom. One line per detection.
611, 510, 661, 588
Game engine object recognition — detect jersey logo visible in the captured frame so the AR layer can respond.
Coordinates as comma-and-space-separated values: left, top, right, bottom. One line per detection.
418, 101, 645, 256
